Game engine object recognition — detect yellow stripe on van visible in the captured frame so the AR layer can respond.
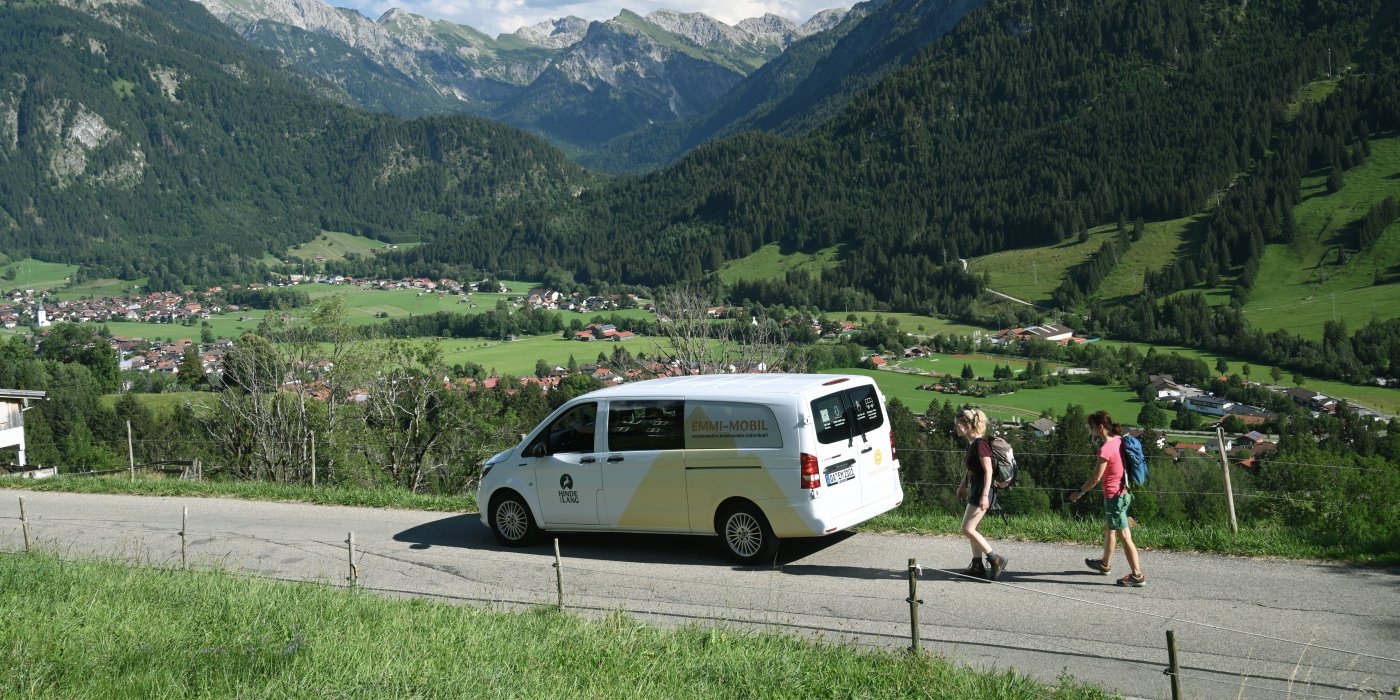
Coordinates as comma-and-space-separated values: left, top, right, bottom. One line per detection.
616, 450, 690, 530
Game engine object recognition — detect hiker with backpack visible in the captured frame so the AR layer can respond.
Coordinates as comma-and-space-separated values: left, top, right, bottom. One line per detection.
954, 406, 1008, 580
1069, 410, 1146, 587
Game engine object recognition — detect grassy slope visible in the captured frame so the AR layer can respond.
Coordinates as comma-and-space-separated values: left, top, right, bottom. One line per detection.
968, 226, 1117, 306
0, 259, 78, 292
286, 230, 393, 262
716, 243, 843, 285
1240, 135, 1400, 340
1095, 212, 1205, 301
52, 277, 147, 300
0, 554, 1108, 700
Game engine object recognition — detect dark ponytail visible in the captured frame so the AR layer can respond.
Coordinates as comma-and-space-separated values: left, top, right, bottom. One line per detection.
1087, 410, 1123, 436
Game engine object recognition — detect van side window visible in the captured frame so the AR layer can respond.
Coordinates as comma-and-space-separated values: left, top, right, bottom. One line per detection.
537, 402, 597, 455
607, 400, 684, 452
685, 401, 782, 449
812, 386, 885, 445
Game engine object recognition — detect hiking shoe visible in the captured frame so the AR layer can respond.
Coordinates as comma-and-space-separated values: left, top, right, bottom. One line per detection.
962, 558, 986, 578
1085, 558, 1111, 575
1116, 573, 1145, 587
986, 553, 1007, 581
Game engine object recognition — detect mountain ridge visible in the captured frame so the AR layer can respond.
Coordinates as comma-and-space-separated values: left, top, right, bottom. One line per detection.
191, 0, 848, 153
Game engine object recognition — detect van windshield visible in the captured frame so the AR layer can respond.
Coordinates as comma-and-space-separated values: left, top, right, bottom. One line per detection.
812, 385, 884, 444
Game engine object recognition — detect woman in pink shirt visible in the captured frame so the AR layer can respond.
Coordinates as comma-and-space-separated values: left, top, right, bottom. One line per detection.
1070, 410, 1145, 587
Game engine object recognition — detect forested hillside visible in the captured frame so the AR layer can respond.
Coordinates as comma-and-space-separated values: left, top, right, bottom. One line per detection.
386, 0, 1394, 318
0, 0, 591, 290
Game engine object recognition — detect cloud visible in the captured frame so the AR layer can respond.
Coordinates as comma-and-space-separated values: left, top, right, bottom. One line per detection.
332, 0, 845, 37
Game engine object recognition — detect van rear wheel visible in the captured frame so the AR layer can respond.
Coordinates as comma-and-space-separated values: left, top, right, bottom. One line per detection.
490, 492, 540, 547
720, 503, 776, 565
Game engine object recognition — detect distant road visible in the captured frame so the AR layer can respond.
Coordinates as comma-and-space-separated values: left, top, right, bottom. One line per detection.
4, 492, 1397, 699
986, 288, 1038, 307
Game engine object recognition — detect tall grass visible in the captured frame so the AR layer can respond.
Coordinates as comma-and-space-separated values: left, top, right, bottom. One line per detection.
868, 508, 1396, 563
1, 475, 472, 512
0, 554, 1112, 699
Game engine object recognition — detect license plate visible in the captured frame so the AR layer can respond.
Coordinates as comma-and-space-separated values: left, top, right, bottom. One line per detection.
825, 466, 856, 486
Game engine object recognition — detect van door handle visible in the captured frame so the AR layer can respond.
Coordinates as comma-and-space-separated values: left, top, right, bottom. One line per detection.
606, 456, 624, 463
580, 457, 596, 464
861, 447, 874, 454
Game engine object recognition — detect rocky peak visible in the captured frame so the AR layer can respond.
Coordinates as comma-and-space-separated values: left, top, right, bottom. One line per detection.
510, 16, 589, 49
643, 9, 740, 47
799, 8, 851, 35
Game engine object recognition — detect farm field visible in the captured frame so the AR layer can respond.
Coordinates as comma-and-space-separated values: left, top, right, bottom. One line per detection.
437, 334, 669, 376
716, 243, 842, 285
968, 224, 1117, 305
51, 277, 146, 301
1095, 340, 1400, 415
0, 259, 78, 292
285, 230, 417, 262
88, 282, 652, 342
848, 311, 990, 338
888, 351, 1053, 379
1095, 211, 1205, 301
1239, 135, 1400, 339
843, 367, 1142, 425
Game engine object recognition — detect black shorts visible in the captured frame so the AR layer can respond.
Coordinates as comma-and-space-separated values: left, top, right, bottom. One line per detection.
966, 479, 999, 507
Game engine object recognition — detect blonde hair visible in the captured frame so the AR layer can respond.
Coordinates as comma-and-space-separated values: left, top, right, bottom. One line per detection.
955, 405, 987, 436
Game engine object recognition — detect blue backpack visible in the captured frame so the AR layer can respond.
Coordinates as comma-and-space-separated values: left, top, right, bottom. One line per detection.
1119, 434, 1148, 489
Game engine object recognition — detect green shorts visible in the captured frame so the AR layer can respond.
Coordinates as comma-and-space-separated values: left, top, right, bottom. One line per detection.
1104, 492, 1133, 530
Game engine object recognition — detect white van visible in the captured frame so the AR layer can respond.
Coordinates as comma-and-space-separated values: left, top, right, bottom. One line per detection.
476, 373, 904, 563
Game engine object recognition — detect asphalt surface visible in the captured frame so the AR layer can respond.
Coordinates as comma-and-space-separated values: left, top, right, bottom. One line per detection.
3, 491, 1397, 699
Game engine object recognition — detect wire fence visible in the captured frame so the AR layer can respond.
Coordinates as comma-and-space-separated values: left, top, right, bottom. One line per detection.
4, 496, 1398, 700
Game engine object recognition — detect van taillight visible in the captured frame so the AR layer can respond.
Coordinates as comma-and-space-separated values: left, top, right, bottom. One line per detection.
889, 425, 898, 462
800, 453, 820, 489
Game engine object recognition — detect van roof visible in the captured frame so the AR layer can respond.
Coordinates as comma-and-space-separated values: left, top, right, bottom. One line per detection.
585, 373, 873, 401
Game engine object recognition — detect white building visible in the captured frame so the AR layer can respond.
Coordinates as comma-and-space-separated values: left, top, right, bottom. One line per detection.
0, 389, 46, 467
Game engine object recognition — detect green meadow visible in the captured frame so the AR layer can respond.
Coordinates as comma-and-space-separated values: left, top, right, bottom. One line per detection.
968, 225, 1117, 305
717, 243, 842, 285
286, 230, 416, 262
1240, 134, 1400, 339
0, 259, 78, 292
438, 334, 669, 375
1095, 340, 1400, 415
52, 277, 147, 300
843, 367, 1142, 424
1095, 212, 1205, 301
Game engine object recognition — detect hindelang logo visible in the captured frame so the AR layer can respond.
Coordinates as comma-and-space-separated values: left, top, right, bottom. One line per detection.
558, 473, 579, 504
560, 474, 573, 489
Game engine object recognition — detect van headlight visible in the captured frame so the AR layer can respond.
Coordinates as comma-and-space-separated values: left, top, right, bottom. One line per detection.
480, 449, 511, 479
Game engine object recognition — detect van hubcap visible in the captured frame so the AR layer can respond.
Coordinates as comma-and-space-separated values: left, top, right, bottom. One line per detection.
496, 501, 528, 540
726, 512, 762, 556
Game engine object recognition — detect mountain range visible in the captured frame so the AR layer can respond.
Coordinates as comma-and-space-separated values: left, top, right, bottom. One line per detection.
193, 0, 849, 161
2, 0, 1395, 321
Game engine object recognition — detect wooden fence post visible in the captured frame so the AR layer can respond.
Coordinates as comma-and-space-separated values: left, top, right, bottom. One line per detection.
553, 538, 565, 611
180, 506, 188, 569
346, 532, 358, 588
1165, 629, 1182, 700
19, 497, 30, 553
127, 420, 135, 482
1215, 427, 1238, 534
907, 558, 922, 653
310, 432, 317, 488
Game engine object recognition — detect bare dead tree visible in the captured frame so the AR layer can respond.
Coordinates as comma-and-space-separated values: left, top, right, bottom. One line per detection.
649, 285, 802, 375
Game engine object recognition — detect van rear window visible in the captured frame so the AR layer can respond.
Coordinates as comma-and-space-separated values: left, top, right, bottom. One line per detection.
812, 385, 885, 444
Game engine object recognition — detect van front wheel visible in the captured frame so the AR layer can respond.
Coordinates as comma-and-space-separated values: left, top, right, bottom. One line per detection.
490, 492, 540, 547
720, 503, 776, 565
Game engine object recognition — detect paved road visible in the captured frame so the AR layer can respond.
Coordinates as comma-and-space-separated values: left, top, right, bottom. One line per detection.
3, 492, 1397, 699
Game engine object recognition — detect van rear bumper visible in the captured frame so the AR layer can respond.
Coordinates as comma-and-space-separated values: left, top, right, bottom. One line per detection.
768, 485, 905, 539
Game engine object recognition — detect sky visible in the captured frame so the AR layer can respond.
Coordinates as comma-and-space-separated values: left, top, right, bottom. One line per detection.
337, 0, 848, 37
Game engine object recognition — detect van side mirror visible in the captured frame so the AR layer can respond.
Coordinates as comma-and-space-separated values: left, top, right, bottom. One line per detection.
528, 442, 547, 458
